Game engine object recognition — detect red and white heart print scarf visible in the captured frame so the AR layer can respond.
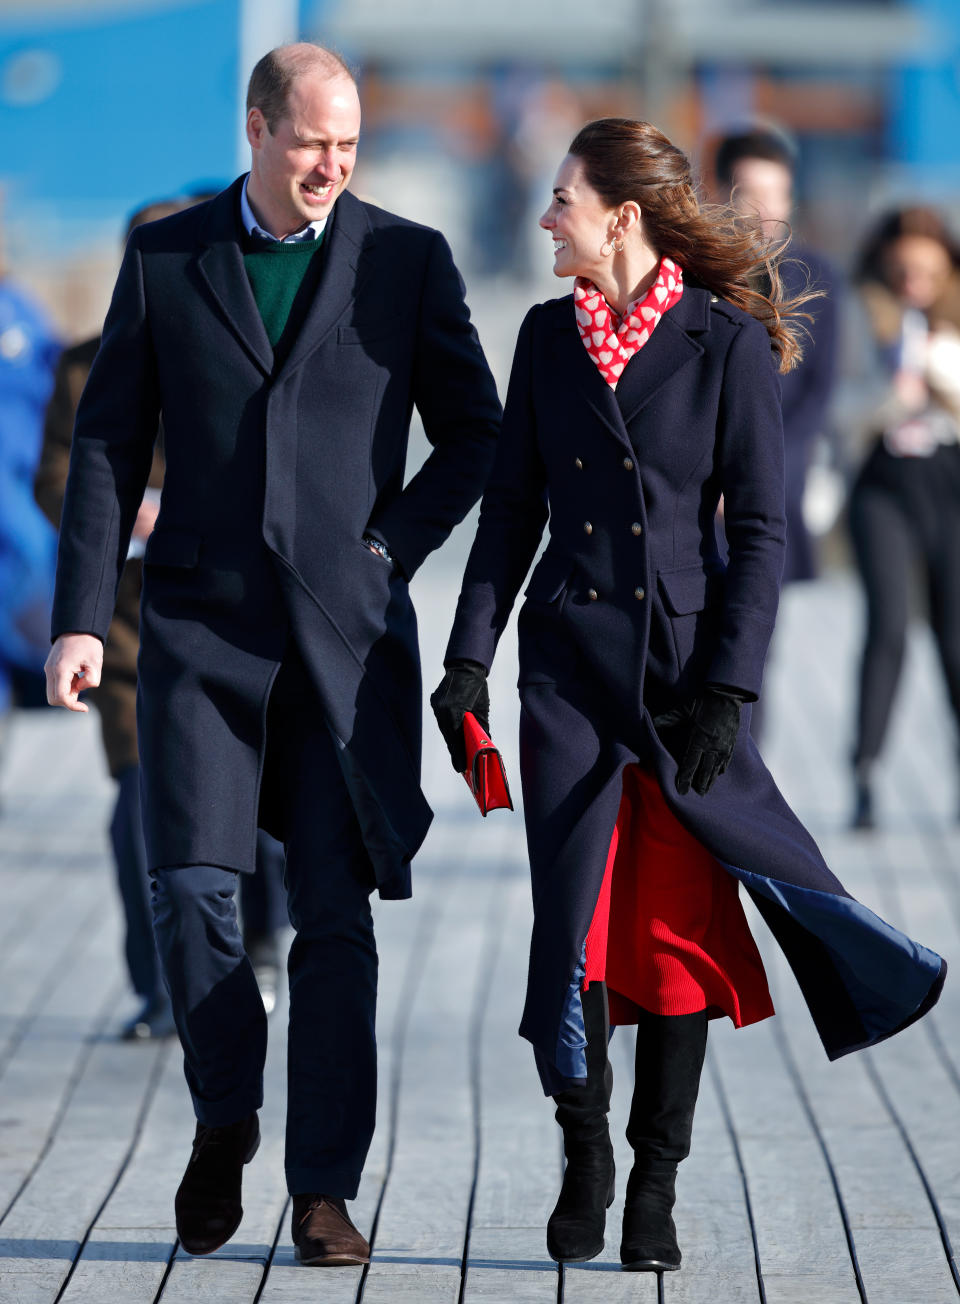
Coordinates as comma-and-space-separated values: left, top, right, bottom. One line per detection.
574, 257, 684, 387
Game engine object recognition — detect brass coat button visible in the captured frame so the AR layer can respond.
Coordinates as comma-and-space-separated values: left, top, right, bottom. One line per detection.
634, 587, 645, 600
583, 521, 593, 535
575, 457, 583, 470
588, 588, 598, 601
623, 457, 634, 471
631, 522, 642, 536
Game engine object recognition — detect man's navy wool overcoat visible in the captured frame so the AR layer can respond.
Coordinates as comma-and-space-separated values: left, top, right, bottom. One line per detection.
52, 179, 502, 899
445, 286, 945, 1094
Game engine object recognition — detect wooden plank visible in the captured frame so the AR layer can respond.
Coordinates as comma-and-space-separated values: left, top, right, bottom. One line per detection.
0, 915, 124, 1219
0, 1030, 166, 1302
256, 842, 451, 1302
463, 869, 559, 1302
359, 826, 505, 1303
707, 1014, 861, 1304
56, 1044, 193, 1304
0, 880, 106, 1066
742, 575, 960, 1298
0, 867, 67, 957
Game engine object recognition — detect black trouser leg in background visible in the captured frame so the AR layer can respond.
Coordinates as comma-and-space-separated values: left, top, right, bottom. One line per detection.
849, 480, 915, 766
927, 529, 960, 760
110, 764, 162, 1001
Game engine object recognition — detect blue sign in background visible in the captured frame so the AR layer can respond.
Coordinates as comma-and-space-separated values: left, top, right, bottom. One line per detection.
0, 0, 328, 249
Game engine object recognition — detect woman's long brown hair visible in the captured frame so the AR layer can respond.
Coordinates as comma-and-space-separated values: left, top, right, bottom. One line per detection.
568, 118, 820, 373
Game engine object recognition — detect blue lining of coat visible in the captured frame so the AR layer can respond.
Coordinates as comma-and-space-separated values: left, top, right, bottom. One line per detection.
727, 862, 943, 1037
554, 943, 588, 1080
547, 862, 944, 1088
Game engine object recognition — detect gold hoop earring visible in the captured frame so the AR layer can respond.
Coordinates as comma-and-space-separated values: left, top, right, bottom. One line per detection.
600, 241, 613, 257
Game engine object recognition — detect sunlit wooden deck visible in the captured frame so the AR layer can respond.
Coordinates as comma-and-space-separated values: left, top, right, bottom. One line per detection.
2, 562, 959, 1304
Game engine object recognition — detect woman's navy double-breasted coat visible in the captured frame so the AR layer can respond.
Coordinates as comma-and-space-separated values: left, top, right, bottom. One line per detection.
52, 179, 501, 898
446, 285, 945, 1094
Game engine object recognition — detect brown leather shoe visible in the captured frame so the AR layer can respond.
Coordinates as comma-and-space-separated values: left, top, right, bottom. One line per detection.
175, 1113, 260, 1255
291, 1194, 370, 1266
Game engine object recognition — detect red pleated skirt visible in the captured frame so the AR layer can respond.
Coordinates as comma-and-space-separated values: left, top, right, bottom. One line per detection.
583, 766, 775, 1028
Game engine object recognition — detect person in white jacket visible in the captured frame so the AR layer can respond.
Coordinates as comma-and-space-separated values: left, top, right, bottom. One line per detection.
848, 205, 960, 828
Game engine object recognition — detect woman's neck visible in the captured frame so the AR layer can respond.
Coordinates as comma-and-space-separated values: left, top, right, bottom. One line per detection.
590, 242, 661, 318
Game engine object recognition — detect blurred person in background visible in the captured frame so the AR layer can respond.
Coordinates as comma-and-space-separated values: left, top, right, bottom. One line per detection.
712, 127, 839, 739
0, 234, 60, 753
44, 42, 500, 1268
847, 207, 960, 829
433, 117, 945, 1275
34, 199, 288, 1041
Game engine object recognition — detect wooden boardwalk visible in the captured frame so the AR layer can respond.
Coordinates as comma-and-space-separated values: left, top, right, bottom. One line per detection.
2, 561, 960, 1304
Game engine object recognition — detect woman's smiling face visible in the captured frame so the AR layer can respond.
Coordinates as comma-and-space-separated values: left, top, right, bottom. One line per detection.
539, 154, 617, 283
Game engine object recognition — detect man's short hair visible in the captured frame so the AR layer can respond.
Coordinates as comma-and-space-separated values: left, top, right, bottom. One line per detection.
714, 127, 797, 190
246, 43, 355, 134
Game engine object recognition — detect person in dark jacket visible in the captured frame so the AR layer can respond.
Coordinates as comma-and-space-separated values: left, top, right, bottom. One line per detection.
712, 127, 840, 740
34, 197, 289, 1038
432, 118, 944, 1275
847, 207, 960, 828
713, 126, 839, 587
44, 44, 501, 1266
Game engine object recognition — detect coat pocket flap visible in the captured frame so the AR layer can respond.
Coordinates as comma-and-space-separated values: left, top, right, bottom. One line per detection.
143, 530, 201, 568
657, 564, 719, 615
524, 552, 574, 603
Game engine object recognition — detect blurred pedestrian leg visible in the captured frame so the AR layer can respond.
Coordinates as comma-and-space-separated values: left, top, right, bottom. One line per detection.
847, 207, 960, 828
111, 764, 175, 1039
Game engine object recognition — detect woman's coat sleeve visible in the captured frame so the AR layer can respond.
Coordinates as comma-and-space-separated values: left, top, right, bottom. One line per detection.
445, 308, 548, 669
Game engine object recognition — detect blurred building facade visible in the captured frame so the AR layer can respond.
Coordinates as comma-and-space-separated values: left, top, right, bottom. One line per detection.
0, 0, 957, 329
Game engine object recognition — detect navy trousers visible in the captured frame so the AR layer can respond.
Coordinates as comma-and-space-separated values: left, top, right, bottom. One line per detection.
151, 648, 379, 1198
112, 765, 286, 1000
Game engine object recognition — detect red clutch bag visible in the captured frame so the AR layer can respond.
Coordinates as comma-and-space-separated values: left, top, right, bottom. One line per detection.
462, 711, 514, 817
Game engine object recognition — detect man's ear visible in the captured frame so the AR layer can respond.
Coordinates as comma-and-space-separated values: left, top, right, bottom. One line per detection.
246, 107, 266, 151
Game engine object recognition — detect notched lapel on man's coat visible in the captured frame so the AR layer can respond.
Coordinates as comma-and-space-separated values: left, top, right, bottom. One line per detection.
195, 183, 274, 376
277, 191, 372, 382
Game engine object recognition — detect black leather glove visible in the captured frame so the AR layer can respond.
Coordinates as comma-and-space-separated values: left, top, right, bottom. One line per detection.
653, 686, 744, 797
430, 660, 490, 773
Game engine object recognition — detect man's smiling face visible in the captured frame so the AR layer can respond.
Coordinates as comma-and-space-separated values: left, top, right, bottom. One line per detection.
246, 71, 361, 238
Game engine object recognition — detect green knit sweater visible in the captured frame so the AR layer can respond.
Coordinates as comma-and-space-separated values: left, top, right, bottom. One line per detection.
242, 234, 326, 349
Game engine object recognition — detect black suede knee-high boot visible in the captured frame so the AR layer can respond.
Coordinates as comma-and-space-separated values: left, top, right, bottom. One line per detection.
546, 981, 615, 1263
621, 1008, 708, 1272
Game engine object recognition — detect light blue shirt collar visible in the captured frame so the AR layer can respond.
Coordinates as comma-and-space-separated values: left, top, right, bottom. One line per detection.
240, 175, 328, 243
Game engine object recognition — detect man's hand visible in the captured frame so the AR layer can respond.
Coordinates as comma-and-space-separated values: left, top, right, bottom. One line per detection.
131, 494, 161, 541
44, 633, 104, 713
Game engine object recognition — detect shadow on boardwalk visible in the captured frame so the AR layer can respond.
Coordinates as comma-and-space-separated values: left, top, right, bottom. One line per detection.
1, 571, 959, 1304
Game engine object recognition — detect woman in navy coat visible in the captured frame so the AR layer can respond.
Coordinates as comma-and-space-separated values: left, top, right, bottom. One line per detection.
432, 118, 946, 1275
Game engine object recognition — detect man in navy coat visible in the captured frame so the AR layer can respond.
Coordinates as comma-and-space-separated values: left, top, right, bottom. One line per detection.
45, 43, 501, 1264
712, 126, 839, 585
